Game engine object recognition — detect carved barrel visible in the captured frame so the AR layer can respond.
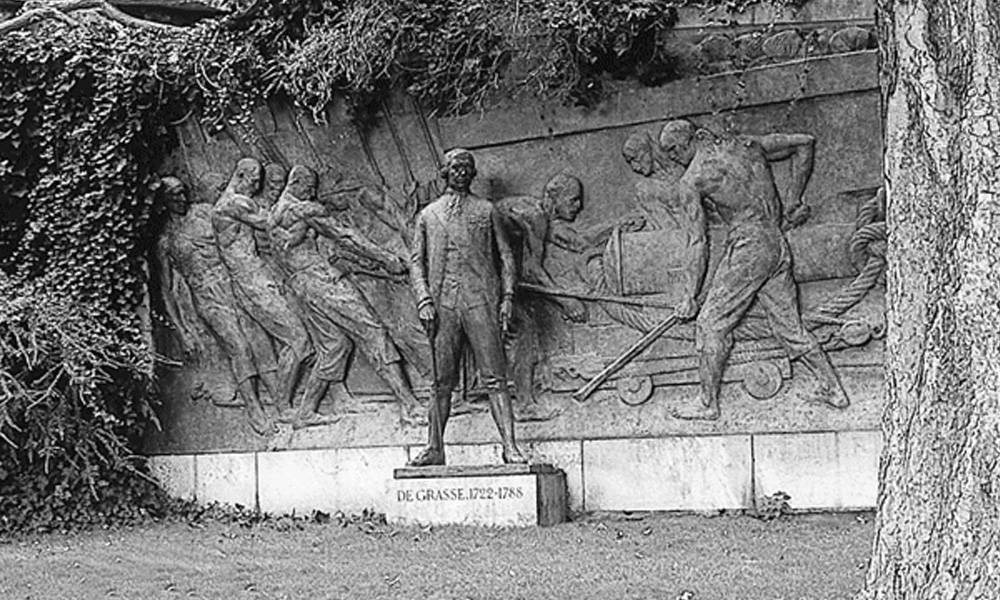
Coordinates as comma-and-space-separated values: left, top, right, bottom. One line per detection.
603, 222, 859, 300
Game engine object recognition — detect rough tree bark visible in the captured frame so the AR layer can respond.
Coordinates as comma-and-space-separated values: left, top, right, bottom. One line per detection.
862, 1, 1000, 598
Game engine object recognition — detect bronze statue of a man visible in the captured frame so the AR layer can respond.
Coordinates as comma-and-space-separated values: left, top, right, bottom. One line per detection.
652, 119, 849, 420
409, 149, 526, 466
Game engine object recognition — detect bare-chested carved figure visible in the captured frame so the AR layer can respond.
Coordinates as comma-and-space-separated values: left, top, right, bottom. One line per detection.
156, 177, 275, 435
621, 131, 686, 231
497, 173, 589, 419
213, 158, 311, 414
651, 119, 849, 420
267, 165, 423, 429
252, 163, 288, 265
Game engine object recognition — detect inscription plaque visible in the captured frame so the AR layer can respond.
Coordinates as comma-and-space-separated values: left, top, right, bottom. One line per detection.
387, 464, 567, 527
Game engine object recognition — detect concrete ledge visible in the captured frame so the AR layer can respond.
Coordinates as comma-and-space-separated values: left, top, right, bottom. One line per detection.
583, 436, 753, 511
258, 446, 407, 515
523, 440, 585, 513
148, 454, 195, 501
753, 430, 881, 510
195, 452, 256, 509
147, 430, 879, 516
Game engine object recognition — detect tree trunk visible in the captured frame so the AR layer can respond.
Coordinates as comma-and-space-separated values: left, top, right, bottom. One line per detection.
862, 1, 1000, 598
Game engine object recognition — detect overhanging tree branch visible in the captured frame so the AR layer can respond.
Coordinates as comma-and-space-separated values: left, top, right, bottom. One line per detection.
0, 0, 184, 35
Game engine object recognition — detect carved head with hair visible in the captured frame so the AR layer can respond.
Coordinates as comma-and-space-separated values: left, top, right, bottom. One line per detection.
658, 119, 698, 167
621, 132, 654, 177
261, 163, 288, 207
543, 172, 583, 222
284, 165, 318, 201
440, 148, 476, 192
160, 176, 189, 215
227, 157, 263, 196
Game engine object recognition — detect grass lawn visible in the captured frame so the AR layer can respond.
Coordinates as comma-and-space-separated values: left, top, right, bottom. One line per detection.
0, 512, 873, 600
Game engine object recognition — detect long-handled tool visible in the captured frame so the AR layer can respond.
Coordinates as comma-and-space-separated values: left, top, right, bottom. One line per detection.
518, 282, 675, 309
572, 312, 682, 402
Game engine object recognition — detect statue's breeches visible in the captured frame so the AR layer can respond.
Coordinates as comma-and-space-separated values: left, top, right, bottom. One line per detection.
433, 303, 506, 393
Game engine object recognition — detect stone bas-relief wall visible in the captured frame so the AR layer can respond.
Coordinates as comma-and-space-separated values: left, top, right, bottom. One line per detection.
145, 45, 884, 456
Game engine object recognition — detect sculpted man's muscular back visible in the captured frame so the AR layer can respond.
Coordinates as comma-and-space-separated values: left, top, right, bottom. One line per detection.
268, 198, 330, 275
652, 120, 847, 420
680, 136, 784, 229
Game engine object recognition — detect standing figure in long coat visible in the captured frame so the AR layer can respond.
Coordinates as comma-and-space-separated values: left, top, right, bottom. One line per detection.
409, 149, 527, 466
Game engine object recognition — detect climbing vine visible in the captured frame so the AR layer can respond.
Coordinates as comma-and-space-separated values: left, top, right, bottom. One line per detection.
0, 15, 189, 533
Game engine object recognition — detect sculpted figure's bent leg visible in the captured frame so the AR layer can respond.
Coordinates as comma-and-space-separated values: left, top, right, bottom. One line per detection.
197, 298, 275, 435
409, 307, 463, 467
324, 279, 424, 426
283, 275, 355, 428
289, 331, 352, 430
756, 241, 850, 409
507, 304, 561, 422
232, 276, 312, 411
236, 310, 280, 405
465, 303, 526, 464
676, 232, 778, 421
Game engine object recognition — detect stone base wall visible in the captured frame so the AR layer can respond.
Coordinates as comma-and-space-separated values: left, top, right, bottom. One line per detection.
150, 430, 880, 516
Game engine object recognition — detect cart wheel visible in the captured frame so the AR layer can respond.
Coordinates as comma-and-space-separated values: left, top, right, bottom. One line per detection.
741, 361, 783, 400
839, 320, 872, 346
616, 375, 654, 406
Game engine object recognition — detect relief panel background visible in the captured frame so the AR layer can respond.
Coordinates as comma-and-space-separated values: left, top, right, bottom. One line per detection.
145, 51, 884, 455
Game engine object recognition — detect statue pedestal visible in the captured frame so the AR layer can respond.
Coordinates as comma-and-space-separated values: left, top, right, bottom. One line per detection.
386, 464, 567, 528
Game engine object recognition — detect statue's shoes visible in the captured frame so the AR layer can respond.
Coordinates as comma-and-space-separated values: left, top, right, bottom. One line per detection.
408, 447, 445, 467
502, 447, 528, 465
399, 405, 428, 428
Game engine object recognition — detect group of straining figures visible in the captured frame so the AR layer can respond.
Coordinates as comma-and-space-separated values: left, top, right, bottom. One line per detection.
156, 154, 588, 454
159, 116, 851, 467
158, 161, 423, 436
